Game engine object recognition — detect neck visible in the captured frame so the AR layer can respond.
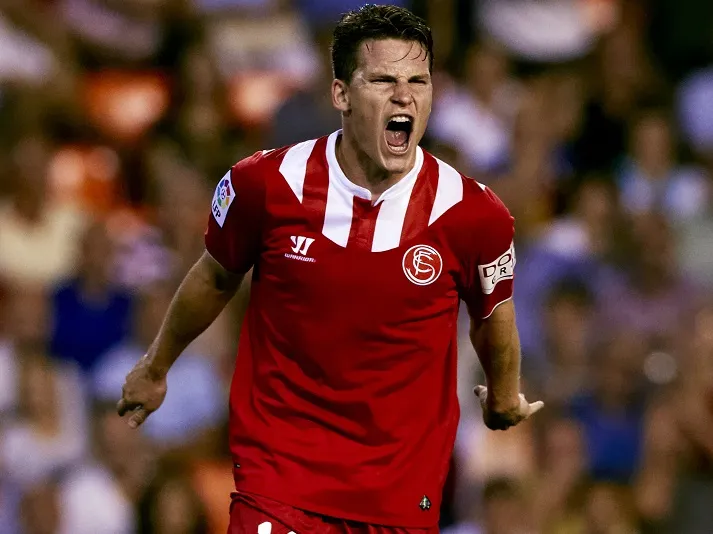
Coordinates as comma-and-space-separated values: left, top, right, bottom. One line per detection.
335, 130, 414, 197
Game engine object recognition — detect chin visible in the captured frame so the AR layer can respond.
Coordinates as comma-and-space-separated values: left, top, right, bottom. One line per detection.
377, 138, 416, 171
381, 157, 411, 175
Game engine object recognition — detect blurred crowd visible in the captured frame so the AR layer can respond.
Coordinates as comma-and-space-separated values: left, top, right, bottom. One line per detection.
1, 0, 713, 533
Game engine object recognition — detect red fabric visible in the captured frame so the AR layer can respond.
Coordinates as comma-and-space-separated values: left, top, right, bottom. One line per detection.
228, 492, 439, 534
347, 197, 382, 250
205, 134, 515, 528
400, 154, 438, 244
301, 136, 331, 228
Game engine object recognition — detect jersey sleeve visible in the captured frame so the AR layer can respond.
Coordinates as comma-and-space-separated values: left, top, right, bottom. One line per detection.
204, 155, 265, 274
458, 188, 516, 320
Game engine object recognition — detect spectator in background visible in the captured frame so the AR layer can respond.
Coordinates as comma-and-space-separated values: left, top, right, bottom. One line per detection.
0, 285, 55, 533
200, 0, 321, 139
0, 283, 17, 418
50, 221, 133, 374
634, 390, 680, 533
57, 0, 178, 68
526, 280, 594, 410
0, 136, 86, 288
582, 482, 641, 534
293, 0, 411, 31
149, 161, 239, 366
0, 347, 87, 490
665, 303, 713, 533
478, 0, 600, 64
573, 22, 664, 174
533, 417, 589, 534
268, 29, 341, 148
443, 477, 534, 534
617, 106, 709, 224
480, 477, 534, 534
19, 480, 62, 534
489, 76, 559, 239
0, 0, 80, 122
596, 212, 698, 349
677, 65, 713, 169
568, 334, 647, 484
674, 67, 713, 291
538, 177, 621, 263
152, 161, 213, 277
429, 40, 519, 176
0, 4, 63, 89
169, 41, 237, 179
137, 460, 209, 534
92, 283, 226, 452
58, 401, 153, 534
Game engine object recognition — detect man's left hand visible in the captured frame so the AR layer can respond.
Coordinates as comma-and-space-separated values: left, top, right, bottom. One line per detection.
474, 385, 544, 430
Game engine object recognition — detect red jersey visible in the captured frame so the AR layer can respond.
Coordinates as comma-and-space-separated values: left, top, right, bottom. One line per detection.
205, 131, 516, 528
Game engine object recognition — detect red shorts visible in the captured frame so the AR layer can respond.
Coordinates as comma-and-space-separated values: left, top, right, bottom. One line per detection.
228, 492, 439, 534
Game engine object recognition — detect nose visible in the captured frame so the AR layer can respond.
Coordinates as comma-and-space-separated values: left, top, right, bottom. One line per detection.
391, 79, 413, 106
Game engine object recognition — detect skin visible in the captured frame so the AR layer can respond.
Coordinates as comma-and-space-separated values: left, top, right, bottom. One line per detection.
472, 301, 542, 429
332, 38, 432, 197
118, 37, 541, 431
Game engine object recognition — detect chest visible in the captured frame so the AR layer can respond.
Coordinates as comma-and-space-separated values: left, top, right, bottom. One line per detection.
256, 214, 460, 321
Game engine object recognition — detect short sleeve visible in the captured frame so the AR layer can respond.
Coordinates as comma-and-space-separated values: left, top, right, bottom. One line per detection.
204, 156, 265, 274
458, 189, 516, 320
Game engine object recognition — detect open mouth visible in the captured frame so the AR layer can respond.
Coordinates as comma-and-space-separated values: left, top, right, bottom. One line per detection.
384, 115, 413, 154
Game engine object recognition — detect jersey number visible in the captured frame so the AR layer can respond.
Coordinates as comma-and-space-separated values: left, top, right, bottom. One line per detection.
258, 521, 296, 534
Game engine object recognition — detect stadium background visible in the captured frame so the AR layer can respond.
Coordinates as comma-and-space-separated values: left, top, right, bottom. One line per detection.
1, 0, 713, 532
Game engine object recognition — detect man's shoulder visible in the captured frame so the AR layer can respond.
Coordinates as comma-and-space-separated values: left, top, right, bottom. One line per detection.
231, 135, 328, 179
423, 150, 511, 225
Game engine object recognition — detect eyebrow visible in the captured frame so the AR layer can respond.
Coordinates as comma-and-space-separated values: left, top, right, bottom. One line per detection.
369, 73, 431, 82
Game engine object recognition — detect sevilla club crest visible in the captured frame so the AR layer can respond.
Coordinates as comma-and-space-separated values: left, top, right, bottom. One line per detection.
402, 245, 442, 286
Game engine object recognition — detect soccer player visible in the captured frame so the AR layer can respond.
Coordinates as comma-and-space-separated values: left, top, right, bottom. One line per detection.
118, 5, 543, 533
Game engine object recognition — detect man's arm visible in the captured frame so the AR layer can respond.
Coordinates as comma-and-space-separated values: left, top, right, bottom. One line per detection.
117, 251, 244, 428
470, 300, 543, 430
147, 251, 243, 376
471, 300, 521, 411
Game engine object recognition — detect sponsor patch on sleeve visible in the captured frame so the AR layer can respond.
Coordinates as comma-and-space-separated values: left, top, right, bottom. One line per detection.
211, 171, 233, 228
478, 242, 516, 295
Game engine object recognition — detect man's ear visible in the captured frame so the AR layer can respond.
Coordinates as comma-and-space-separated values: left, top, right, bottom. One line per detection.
331, 79, 350, 114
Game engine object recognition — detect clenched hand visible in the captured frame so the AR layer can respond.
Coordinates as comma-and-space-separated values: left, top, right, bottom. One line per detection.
117, 355, 167, 429
474, 385, 544, 431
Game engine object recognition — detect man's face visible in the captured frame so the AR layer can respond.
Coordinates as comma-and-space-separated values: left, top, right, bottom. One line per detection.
333, 38, 432, 175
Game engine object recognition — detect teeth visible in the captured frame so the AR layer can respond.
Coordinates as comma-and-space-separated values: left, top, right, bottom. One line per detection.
390, 115, 411, 122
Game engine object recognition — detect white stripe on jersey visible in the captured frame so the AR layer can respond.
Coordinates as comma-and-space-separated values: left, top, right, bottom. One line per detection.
371, 151, 423, 252
429, 158, 465, 226
279, 139, 318, 203
322, 165, 356, 247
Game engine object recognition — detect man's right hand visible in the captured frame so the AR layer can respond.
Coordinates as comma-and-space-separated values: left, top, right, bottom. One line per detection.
117, 355, 168, 429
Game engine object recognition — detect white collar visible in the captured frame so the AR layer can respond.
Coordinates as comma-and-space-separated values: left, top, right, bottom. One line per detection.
325, 130, 424, 205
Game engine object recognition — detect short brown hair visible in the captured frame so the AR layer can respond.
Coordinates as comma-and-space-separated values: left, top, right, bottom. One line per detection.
331, 4, 434, 83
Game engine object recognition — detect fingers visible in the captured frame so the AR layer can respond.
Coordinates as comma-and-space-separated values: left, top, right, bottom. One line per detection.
117, 396, 142, 417
117, 391, 150, 429
116, 397, 128, 416
473, 386, 544, 429
128, 408, 150, 429
528, 400, 545, 416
